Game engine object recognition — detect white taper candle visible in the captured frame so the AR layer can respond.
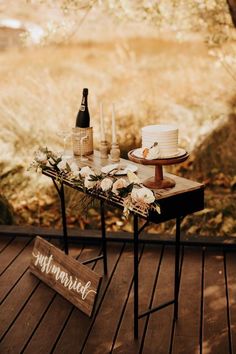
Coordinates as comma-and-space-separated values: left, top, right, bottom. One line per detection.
100, 103, 105, 141
112, 103, 116, 143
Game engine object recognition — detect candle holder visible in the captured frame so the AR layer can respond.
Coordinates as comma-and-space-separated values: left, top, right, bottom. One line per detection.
110, 142, 120, 162
99, 140, 109, 159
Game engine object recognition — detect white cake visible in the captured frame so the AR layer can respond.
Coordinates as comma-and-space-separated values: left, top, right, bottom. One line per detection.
142, 124, 178, 158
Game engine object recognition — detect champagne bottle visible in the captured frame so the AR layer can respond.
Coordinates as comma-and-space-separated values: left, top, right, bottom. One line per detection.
75, 88, 90, 128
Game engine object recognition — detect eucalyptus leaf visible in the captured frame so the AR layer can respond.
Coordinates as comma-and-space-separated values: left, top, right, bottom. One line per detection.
66, 162, 71, 172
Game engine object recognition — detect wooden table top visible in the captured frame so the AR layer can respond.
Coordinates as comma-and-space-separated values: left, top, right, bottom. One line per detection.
43, 150, 205, 223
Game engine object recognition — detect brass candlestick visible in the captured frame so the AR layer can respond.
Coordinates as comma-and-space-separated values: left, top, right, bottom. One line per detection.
110, 142, 120, 162
99, 140, 109, 159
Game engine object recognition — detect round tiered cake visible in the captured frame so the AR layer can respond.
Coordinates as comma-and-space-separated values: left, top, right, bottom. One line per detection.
142, 124, 178, 158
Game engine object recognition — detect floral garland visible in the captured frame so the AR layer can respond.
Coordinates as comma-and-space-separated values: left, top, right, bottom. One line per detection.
30, 147, 161, 217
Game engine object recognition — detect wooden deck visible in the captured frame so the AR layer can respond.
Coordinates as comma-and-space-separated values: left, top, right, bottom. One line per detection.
0, 235, 235, 354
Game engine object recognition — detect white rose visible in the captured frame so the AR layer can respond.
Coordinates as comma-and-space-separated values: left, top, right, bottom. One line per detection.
80, 166, 94, 178
57, 159, 67, 171
127, 170, 140, 184
35, 151, 47, 163
51, 151, 61, 160
68, 162, 81, 177
84, 176, 97, 189
112, 178, 128, 195
69, 161, 79, 173
131, 187, 155, 204
101, 178, 113, 192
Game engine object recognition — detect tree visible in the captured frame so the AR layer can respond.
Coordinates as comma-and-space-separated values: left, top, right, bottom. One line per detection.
227, 0, 236, 26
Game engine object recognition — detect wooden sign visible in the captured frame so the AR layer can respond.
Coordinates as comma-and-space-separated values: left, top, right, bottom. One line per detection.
30, 236, 102, 317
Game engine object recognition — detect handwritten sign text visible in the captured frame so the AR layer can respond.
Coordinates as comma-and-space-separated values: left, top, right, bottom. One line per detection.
30, 236, 101, 317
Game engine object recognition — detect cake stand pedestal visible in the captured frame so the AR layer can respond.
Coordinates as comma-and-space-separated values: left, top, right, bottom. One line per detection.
128, 149, 189, 189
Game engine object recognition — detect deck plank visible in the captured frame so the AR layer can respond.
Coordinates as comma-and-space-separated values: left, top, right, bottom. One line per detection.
0, 281, 55, 353
0, 238, 35, 303
112, 244, 163, 354
172, 248, 202, 354
0, 268, 39, 340
0, 237, 30, 275
142, 247, 175, 354
226, 252, 236, 353
53, 242, 124, 354
203, 250, 229, 354
0, 236, 14, 253
81, 243, 138, 354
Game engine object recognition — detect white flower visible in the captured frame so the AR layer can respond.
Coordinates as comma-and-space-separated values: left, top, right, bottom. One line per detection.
69, 161, 81, 177
57, 159, 67, 171
34, 151, 47, 163
80, 166, 95, 178
112, 178, 128, 195
101, 178, 113, 192
84, 176, 97, 189
131, 187, 155, 204
69, 161, 79, 173
127, 170, 140, 184
146, 144, 160, 160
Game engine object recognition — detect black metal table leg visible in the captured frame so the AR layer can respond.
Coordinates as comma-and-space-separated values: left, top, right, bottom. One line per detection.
174, 216, 181, 320
51, 178, 69, 255
100, 200, 108, 275
59, 183, 69, 255
133, 214, 139, 339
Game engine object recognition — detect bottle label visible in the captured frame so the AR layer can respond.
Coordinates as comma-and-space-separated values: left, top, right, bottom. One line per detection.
80, 104, 85, 112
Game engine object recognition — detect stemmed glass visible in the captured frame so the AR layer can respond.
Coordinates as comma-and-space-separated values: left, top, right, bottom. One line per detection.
56, 130, 72, 159
72, 131, 89, 162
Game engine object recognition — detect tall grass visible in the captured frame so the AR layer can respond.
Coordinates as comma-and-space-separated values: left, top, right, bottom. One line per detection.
0, 36, 234, 225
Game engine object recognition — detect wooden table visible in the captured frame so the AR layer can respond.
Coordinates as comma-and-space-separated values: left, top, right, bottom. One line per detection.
42, 150, 204, 339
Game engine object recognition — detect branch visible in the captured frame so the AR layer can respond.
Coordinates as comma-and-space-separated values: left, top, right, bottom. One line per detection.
227, 0, 236, 27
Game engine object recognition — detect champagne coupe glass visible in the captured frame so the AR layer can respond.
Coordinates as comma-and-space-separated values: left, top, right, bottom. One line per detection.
56, 130, 71, 159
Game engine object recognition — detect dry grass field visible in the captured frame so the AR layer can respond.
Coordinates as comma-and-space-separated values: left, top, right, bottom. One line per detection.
0, 2, 235, 236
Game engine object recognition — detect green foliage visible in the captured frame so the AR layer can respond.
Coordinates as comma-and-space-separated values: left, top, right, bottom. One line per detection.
117, 183, 134, 198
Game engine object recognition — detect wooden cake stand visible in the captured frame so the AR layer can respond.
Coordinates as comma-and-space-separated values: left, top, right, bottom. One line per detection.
128, 149, 189, 189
